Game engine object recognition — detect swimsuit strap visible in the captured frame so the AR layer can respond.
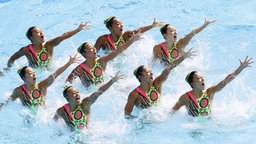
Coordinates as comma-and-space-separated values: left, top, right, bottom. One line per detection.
160, 42, 170, 58
115, 35, 125, 46
107, 34, 117, 50
173, 41, 177, 48
187, 91, 199, 108
21, 84, 32, 99
160, 42, 178, 57
135, 87, 151, 102
79, 63, 94, 78
63, 104, 74, 121
28, 44, 39, 61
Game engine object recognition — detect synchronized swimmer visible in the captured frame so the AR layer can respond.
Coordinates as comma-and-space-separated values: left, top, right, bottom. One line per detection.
153, 18, 216, 66
6, 22, 89, 69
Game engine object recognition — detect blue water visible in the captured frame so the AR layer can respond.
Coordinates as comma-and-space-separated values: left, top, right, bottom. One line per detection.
0, 0, 256, 144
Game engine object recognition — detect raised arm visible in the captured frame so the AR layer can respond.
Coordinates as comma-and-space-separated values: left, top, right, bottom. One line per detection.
100, 32, 143, 64
48, 21, 90, 47
41, 54, 80, 88
179, 18, 216, 48
85, 72, 123, 106
210, 56, 253, 94
155, 48, 196, 87
133, 17, 163, 34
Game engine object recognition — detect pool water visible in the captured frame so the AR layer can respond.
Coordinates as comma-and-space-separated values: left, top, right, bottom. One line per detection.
0, 0, 256, 144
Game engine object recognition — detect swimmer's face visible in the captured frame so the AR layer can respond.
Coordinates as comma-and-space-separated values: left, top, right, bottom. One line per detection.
140, 66, 153, 83
191, 72, 205, 90
84, 43, 97, 58
31, 27, 45, 43
66, 87, 81, 104
110, 18, 123, 36
165, 25, 177, 41
23, 67, 36, 84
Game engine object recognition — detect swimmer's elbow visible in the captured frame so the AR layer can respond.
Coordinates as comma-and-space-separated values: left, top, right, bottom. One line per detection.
7, 59, 14, 67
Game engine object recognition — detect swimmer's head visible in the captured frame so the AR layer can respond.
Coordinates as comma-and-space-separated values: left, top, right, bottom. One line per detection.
63, 85, 72, 98
104, 16, 116, 29
185, 71, 197, 88
17, 66, 28, 79
133, 65, 144, 82
160, 24, 170, 35
77, 42, 88, 54
26, 26, 36, 42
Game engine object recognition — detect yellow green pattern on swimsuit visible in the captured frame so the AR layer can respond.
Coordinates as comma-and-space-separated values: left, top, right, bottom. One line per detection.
107, 34, 125, 50
21, 84, 44, 109
28, 43, 50, 68
114, 36, 125, 47
63, 103, 87, 130
196, 91, 211, 116
71, 105, 87, 130
187, 90, 211, 117
36, 47, 50, 68
79, 59, 104, 87
136, 86, 160, 108
91, 60, 104, 84
160, 41, 180, 64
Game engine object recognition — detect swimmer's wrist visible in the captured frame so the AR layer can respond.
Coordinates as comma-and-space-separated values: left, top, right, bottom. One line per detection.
111, 77, 117, 83
237, 65, 244, 71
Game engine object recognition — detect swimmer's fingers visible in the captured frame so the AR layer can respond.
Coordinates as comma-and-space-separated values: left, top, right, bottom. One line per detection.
247, 57, 254, 66
110, 71, 124, 82
79, 21, 91, 31
239, 56, 254, 68
204, 18, 216, 25
183, 47, 197, 59
115, 71, 124, 79
131, 31, 144, 41
117, 73, 124, 80
69, 53, 82, 64
84, 21, 91, 29
153, 17, 163, 27
189, 50, 197, 59
189, 47, 197, 56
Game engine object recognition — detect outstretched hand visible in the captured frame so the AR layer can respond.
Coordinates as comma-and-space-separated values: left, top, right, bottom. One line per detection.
182, 47, 197, 59
78, 21, 91, 31
68, 53, 81, 64
204, 18, 216, 25
239, 56, 253, 69
111, 71, 124, 83
130, 30, 144, 42
152, 17, 163, 27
